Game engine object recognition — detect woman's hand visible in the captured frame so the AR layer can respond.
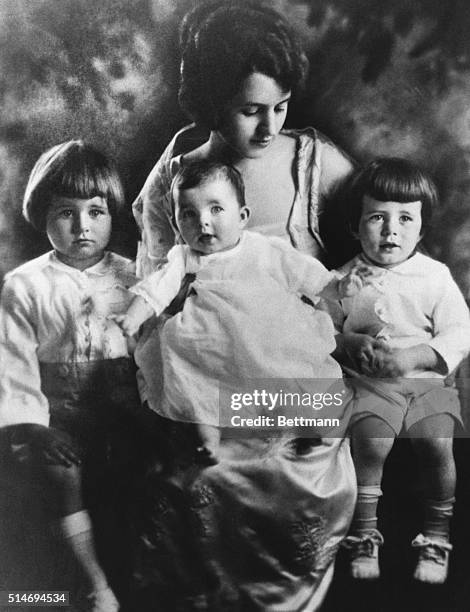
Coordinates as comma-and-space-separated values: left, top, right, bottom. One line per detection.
13, 424, 82, 467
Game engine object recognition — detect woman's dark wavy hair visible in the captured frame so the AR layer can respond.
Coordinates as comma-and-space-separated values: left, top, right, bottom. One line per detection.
347, 158, 438, 235
178, 0, 309, 129
23, 140, 124, 232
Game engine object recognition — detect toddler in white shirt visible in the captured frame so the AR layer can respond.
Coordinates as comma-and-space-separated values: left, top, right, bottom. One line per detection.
333, 158, 470, 584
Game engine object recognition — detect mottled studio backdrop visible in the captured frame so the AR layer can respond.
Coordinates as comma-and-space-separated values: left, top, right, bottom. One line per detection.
2, 0, 470, 293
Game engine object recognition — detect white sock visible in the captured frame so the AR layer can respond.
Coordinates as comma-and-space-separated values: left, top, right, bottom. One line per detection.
54, 510, 109, 594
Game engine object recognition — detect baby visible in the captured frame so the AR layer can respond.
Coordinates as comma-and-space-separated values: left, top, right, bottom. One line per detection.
115, 160, 359, 465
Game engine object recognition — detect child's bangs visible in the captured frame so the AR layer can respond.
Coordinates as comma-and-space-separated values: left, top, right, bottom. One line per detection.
23, 140, 124, 231
52, 162, 123, 210
367, 174, 428, 204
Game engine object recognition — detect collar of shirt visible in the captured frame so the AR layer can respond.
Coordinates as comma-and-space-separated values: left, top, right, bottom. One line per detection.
358, 251, 423, 276
184, 231, 247, 272
48, 250, 112, 277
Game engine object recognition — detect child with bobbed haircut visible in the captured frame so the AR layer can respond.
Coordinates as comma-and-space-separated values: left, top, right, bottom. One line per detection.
332, 158, 470, 584
0, 140, 140, 611
346, 157, 437, 240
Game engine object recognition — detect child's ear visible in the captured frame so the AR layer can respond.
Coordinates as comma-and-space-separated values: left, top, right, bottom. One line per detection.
239, 206, 251, 227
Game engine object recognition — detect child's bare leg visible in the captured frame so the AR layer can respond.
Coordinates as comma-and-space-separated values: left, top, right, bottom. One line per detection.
409, 414, 455, 584
195, 423, 220, 466
344, 416, 395, 579
46, 463, 119, 611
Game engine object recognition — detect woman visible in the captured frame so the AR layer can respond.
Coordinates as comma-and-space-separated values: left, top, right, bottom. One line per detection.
131, 2, 356, 610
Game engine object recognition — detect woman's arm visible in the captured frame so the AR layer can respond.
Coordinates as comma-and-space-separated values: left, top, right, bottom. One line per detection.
318, 136, 355, 200
132, 144, 178, 277
132, 125, 207, 277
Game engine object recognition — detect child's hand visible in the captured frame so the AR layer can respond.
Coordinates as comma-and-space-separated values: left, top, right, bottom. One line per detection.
367, 347, 413, 378
108, 313, 140, 337
109, 296, 153, 338
337, 332, 390, 374
338, 273, 363, 298
369, 345, 439, 378
26, 425, 82, 467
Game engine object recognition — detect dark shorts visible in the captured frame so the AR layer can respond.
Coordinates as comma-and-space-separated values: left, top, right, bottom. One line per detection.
39, 357, 141, 454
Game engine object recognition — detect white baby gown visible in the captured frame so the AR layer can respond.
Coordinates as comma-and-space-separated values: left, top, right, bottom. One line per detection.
133, 231, 343, 426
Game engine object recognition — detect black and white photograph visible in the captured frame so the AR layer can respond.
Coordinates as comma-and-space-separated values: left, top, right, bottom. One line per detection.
2, 1, 470, 610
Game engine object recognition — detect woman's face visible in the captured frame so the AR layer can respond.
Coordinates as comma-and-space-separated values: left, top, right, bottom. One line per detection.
217, 72, 291, 159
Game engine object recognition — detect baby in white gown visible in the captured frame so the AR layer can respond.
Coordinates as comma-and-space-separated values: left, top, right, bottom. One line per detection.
114, 161, 359, 463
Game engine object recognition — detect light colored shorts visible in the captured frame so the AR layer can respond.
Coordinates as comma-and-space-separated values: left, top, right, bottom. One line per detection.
349, 377, 462, 435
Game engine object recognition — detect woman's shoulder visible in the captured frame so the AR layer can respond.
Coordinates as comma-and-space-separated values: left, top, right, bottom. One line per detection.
134, 124, 209, 201
155, 123, 209, 170
170, 124, 210, 157
282, 126, 317, 140
283, 127, 354, 172
280, 126, 315, 156
282, 126, 329, 150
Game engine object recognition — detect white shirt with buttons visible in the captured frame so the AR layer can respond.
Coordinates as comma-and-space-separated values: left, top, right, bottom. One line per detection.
0, 251, 136, 426
336, 252, 470, 378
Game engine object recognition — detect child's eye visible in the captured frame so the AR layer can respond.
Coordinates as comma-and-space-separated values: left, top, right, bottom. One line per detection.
400, 215, 413, 222
211, 205, 223, 214
368, 214, 383, 222
59, 209, 73, 218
